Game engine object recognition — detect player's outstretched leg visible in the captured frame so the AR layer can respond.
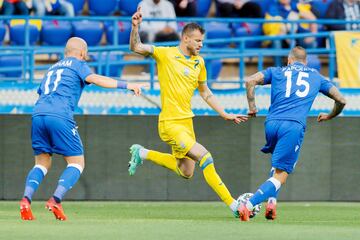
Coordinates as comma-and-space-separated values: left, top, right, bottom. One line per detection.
197, 151, 240, 218
20, 197, 35, 220
46, 197, 67, 221
129, 144, 144, 175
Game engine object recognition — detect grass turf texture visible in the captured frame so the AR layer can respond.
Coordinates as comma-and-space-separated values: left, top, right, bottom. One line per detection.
1, 201, 359, 240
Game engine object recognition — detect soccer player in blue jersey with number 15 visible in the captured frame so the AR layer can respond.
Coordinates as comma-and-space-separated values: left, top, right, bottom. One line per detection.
19, 37, 146, 221
239, 46, 347, 221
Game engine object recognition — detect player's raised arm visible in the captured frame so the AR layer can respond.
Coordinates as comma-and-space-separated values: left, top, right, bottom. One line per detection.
85, 74, 147, 96
317, 86, 346, 122
129, 7, 154, 56
198, 83, 247, 124
245, 71, 265, 117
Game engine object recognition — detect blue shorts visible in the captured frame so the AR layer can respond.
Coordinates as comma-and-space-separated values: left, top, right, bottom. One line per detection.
261, 120, 305, 174
31, 115, 84, 156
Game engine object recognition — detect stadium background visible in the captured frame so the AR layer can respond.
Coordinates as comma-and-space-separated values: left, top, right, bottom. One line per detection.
1, 0, 360, 202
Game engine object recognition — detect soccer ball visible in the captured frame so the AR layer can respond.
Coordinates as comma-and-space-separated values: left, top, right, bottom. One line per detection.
237, 192, 262, 218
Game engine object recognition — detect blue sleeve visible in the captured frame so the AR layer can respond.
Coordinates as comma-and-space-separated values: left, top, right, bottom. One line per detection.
319, 75, 334, 95
76, 60, 93, 84
262, 68, 273, 85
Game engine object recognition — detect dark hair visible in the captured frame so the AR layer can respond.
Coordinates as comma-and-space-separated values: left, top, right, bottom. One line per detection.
289, 46, 307, 62
181, 23, 205, 36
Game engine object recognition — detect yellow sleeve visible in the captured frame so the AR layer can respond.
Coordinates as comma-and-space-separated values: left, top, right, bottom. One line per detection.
151, 46, 168, 62
198, 58, 207, 83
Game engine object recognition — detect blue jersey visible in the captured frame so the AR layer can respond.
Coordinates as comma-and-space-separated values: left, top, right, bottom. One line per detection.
33, 57, 92, 120
262, 62, 334, 127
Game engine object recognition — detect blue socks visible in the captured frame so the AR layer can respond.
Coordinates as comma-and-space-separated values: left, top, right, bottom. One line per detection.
23, 165, 48, 202
247, 177, 281, 209
53, 164, 83, 203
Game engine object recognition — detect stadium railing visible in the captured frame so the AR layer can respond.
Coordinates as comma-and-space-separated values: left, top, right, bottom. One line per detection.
0, 16, 359, 89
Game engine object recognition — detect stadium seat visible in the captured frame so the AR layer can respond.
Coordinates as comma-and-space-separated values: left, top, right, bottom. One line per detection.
205, 59, 222, 80
9, 19, 41, 45
0, 21, 6, 44
311, 0, 333, 19
196, 0, 212, 17
118, 0, 141, 16
307, 55, 321, 72
90, 52, 124, 77
233, 23, 262, 48
88, 0, 117, 16
72, 21, 103, 46
67, 0, 85, 15
0, 56, 23, 77
41, 21, 72, 46
105, 21, 131, 45
205, 22, 232, 48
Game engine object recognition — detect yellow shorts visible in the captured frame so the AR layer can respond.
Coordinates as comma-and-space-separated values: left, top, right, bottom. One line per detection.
158, 118, 196, 159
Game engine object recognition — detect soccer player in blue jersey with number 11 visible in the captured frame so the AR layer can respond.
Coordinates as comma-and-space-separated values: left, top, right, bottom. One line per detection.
239, 46, 347, 221
19, 37, 146, 221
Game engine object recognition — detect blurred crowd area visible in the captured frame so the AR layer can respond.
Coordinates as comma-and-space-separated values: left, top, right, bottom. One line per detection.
0, 0, 359, 48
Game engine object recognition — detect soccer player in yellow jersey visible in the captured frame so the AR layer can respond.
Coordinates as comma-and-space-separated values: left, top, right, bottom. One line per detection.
128, 7, 248, 217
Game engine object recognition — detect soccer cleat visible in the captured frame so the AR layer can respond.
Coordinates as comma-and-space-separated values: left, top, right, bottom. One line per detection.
128, 144, 144, 176
238, 203, 251, 222
20, 197, 35, 220
265, 202, 277, 220
45, 197, 67, 221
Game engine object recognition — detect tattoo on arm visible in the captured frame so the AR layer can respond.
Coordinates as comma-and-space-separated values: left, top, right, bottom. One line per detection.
204, 93, 214, 102
130, 26, 153, 56
245, 72, 264, 110
326, 86, 346, 119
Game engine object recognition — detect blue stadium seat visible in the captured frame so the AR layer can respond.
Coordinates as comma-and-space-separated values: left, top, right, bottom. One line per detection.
105, 21, 131, 45
311, 0, 333, 19
118, 0, 141, 16
234, 23, 262, 48
41, 21, 72, 46
72, 21, 103, 46
196, 0, 212, 17
0, 21, 6, 44
9, 24, 39, 45
205, 22, 232, 48
90, 52, 124, 77
307, 55, 321, 72
88, 0, 117, 16
205, 59, 222, 80
0, 56, 23, 77
67, 0, 85, 15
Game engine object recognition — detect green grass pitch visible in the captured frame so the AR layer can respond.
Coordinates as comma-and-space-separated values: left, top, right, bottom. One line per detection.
1, 201, 359, 240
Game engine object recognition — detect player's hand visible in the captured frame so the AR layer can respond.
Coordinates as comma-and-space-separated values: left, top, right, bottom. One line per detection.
317, 113, 331, 122
222, 113, 248, 124
127, 83, 149, 96
132, 7, 143, 27
247, 109, 258, 118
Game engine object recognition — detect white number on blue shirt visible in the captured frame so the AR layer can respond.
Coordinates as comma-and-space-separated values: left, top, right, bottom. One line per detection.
44, 69, 64, 95
284, 71, 310, 98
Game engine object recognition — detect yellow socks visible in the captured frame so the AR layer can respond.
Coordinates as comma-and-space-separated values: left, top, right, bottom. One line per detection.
199, 153, 235, 206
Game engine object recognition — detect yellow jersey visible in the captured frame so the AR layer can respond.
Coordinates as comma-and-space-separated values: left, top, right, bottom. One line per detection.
151, 46, 207, 121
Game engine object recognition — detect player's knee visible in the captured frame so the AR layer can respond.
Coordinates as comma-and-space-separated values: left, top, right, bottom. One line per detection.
177, 166, 194, 179
181, 169, 194, 179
